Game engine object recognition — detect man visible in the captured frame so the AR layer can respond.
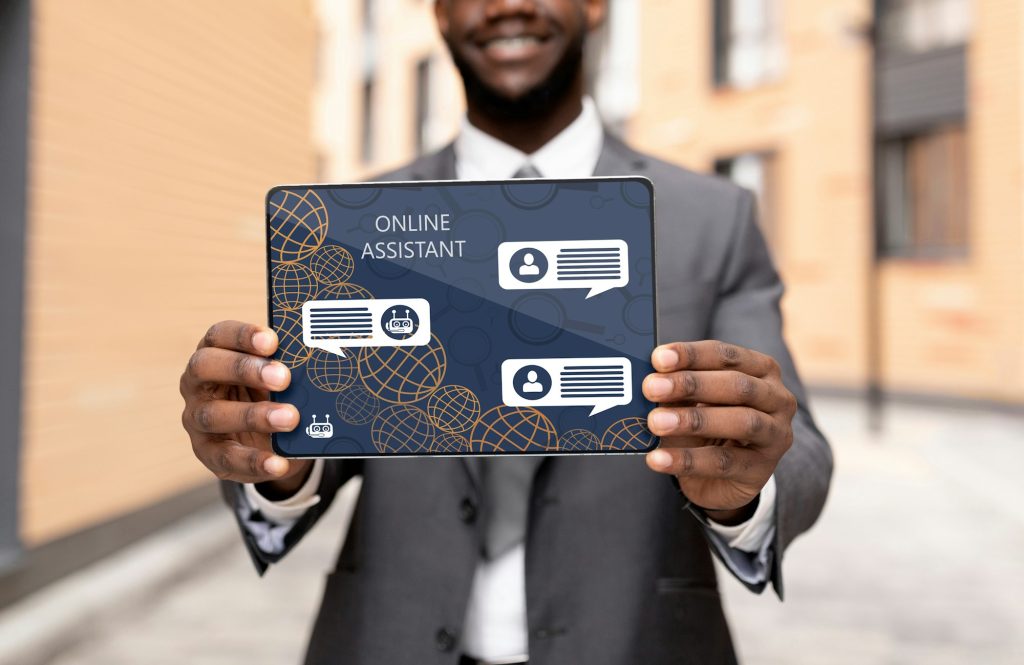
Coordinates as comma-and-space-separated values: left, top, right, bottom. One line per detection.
179, 1, 832, 663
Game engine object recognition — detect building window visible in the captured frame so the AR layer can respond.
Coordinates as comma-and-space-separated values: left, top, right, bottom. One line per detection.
878, 0, 970, 54
359, 0, 377, 165
414, 57, 431, 156
0, 0, 31, 569
588, 0, 640, 132
362, 0, 375, 33
361, 78, 375, 165
714, 152, 778, 251
877, 125, 967, 257
413, 54, 450, 155
712, 0, 784, 89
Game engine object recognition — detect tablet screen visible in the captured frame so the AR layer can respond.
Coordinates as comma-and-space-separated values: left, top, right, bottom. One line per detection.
266, 178, 658, 457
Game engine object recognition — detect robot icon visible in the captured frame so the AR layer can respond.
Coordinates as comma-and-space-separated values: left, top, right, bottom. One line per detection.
380, 304, 420, 341
385, 308, 414, 334
305, 414, 334, 439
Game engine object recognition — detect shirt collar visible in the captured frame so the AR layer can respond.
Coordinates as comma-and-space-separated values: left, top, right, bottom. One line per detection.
454, 97, 604, 180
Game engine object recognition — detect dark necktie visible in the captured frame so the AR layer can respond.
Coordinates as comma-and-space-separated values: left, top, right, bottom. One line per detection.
512, 163, 543, 179
479, 161, 545, 559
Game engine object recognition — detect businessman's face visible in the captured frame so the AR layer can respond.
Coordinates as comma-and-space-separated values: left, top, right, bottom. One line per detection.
436, 0, 606, 118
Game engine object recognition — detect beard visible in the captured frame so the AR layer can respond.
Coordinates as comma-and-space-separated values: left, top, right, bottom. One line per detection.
446, 31, 585, 122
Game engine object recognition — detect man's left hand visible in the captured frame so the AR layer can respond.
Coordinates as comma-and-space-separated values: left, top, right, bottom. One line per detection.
642, 340, 797, 525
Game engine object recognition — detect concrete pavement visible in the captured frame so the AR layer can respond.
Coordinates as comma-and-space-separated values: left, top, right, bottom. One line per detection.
11, 397, 1024, 664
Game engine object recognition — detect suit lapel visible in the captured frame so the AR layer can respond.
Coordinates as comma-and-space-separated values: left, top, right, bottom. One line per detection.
410, 144, 457, 181
593, 132, 649, 177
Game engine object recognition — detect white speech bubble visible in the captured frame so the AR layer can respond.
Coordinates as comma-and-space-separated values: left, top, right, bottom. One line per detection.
302, 298, 431, 357
498, 240, 629, 299
501, 357, 633, 416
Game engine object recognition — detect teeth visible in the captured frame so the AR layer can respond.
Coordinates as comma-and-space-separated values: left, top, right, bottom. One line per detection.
486, 36, 541, 49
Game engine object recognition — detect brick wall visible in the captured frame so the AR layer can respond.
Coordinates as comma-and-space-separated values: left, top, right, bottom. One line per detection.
630, 0, 1023, 404
21, 0, 318, 544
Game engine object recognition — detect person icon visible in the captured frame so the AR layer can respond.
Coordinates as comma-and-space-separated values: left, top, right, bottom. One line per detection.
509, 247, 547, 283
511, 364, 551, 401
518, 253, 540, 277
521, 370, 543, 393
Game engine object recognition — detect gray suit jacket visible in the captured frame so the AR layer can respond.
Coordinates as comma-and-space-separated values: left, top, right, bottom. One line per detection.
223, 134, 832, 665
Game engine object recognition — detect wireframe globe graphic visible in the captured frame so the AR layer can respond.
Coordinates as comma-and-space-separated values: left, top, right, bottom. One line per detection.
306, 347, 356, 392
310, 244, 356, 286
558, 428, 601, 452
359, 333, 446, 404
468, 406, 557, 453
268, 188, 328, 264
316, 282, 373, 301
271, 263, 317, 311
428, 431, 469, 454
274, 310, 309, 368
601, 417, 657, 451
370, 404, 435, 454
426, 385, 480, 434
335, 386, 380, 425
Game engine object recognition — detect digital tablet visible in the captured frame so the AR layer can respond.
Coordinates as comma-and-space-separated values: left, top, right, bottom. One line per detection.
266, 178, 658, 457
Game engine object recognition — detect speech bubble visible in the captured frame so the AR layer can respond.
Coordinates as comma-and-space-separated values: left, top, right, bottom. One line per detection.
501, 357, 633, 416
497, 240, 629, 299
302, 298, 431, 357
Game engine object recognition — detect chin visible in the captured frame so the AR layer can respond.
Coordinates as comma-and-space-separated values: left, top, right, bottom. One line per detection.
487, 74, 554, 102
448, 32, 584, 122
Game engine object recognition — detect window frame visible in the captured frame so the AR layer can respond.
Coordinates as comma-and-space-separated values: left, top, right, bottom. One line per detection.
877, 0, 971, 56
360, 77, 376, 166
413, 56, 431, 156
875, 124, 969, 260
711, 0, 784, 90
0, 0, 31, 571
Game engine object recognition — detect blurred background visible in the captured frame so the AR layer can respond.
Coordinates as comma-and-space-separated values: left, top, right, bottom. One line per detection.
0, 0, 1021, 663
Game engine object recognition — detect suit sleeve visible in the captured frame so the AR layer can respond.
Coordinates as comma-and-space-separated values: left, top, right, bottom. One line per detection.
705, 188, 833, 598
219, 459, 363, 575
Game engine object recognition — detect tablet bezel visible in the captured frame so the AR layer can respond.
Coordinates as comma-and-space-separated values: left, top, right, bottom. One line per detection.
265, 176, 658, 458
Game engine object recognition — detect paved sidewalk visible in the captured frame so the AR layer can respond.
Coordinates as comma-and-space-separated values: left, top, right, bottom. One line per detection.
30, 398, 1024, 664
722, 399, 1024, 664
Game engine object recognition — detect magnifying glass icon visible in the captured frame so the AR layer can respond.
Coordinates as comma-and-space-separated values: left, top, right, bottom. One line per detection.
508, 293, 605, 346
436, 278, 486, 318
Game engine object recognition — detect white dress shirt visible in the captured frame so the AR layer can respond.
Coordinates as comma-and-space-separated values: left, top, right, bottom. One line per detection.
242, 96, 777, 663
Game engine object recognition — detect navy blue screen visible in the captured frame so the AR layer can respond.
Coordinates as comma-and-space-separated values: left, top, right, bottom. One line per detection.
266, 178, 658, 457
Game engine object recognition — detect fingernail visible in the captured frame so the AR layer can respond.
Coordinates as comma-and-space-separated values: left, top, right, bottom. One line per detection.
252, 331, 275, 354
653, 347, 679, 370
263, 456, 288, 476
268, 408, 294, 428
646, 376, 673, 398
261, 363, 288, 389
650, 410, 678, 432
648, 449, 672, 470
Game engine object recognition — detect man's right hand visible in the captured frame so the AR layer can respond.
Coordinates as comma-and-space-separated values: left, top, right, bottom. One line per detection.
180, 320, 312, 494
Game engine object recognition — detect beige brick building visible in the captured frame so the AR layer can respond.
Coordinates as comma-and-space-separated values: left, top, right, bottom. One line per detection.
631, 0, 1023, 405
5, 0, 320, 566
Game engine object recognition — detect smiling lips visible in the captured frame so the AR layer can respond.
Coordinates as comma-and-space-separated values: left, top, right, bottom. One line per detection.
479, 34, 550, 61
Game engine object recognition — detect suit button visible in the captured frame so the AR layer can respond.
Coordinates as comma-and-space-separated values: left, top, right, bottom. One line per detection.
534, 627, 566, 640
534, 495, 559, 508
435, 628, 456, 652
459, 498, 477, 524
